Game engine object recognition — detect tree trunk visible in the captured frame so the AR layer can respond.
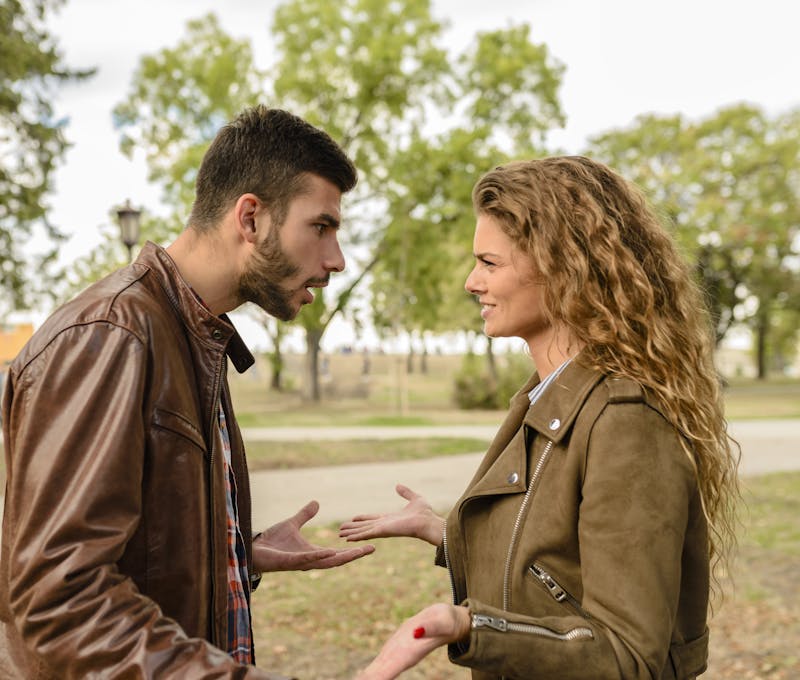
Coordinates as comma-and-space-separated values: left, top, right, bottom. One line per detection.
269, 346, 283, 391
262, 318, 285, 392
304, 327, 324, 401
486, 337, 498, 383
268, 327, 284, 391
755, 311, 768, 380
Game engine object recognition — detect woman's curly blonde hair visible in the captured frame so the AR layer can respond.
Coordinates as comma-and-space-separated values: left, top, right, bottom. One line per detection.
473, 156, 740, 593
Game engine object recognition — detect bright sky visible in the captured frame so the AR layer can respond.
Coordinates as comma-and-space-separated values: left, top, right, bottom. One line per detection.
38, 0, 800, 350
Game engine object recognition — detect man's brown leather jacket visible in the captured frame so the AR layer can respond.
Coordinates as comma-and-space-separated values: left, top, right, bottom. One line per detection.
1, 242, 283, 678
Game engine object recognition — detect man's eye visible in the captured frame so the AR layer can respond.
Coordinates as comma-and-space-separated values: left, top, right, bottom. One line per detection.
314, 223, 326, 234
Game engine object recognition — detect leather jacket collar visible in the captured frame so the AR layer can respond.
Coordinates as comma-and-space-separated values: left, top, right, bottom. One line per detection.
135, 241, 254, 374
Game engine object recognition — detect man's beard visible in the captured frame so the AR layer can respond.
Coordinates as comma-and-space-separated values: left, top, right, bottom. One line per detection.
237, 229, 302, 321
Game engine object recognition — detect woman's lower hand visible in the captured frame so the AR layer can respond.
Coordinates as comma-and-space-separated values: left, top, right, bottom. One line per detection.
356, 604, 471, 680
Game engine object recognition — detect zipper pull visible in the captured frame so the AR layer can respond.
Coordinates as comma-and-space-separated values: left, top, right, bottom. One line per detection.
530, 564, 567, 602
472, 614, 508, 632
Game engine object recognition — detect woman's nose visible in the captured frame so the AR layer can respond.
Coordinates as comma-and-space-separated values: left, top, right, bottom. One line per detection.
464, 264, 482, 294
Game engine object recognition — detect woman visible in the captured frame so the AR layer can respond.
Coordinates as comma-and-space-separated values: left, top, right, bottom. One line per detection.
345, 157, 739, 679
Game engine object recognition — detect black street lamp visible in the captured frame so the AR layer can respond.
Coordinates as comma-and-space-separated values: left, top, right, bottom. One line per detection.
116, 199, 141, 262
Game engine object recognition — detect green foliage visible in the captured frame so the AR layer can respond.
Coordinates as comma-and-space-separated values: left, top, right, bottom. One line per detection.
587, 104, 800, 376
112, 13, 264, 222
459, 24, 565, 152
741, 471, 800, 554
272, 0, 454, 388
56, 211, 172, 302
271, 0, 449, 184
495, 351, 536, 405
453, 352, 496, 409
0, 0, 93, 312
371, 25, 566, 337
453, 351, 533, 409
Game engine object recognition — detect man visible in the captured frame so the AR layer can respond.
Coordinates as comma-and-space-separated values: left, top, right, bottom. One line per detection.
0, 106, 373, 678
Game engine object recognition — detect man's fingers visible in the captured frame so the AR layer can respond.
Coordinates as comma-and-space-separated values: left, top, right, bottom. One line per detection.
292, 548, 338, 565
291, 500, 320, 527
309, 544, 375, 569
255, 545, 334, 560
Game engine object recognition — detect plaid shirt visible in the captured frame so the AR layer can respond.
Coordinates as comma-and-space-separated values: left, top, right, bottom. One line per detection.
217, 403, 254, 665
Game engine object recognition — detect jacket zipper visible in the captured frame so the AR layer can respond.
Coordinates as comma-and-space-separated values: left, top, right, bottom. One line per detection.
443, 522, 458, 605
472, 614, 593, 641
503, 439, 554, 611
207, 354, 224, 646
529, 563, 589, 617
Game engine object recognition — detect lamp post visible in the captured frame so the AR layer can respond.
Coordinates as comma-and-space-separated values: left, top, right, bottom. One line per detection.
116, 199, 141, 262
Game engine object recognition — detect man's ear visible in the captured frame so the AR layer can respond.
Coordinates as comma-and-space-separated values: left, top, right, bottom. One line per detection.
234, 194, 264, 244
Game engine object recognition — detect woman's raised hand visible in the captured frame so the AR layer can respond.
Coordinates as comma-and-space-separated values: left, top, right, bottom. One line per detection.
339, 484, 445, 547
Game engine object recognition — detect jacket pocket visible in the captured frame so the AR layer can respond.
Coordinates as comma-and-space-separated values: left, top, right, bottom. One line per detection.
528, 563, 590, 618
152, 407, 207, 454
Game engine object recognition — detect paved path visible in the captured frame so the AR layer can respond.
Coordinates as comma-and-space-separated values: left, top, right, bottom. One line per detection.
247, 418, 800, 528
2, 420, 795, 529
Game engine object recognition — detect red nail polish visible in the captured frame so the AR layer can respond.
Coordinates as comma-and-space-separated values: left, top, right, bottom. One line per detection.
413, 626, 425, 639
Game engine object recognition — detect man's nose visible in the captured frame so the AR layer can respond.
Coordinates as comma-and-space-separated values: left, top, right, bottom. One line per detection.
325, 236, 345, 273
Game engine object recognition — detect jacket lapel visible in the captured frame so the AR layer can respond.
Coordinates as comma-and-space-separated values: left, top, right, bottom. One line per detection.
456, 359, 606, 509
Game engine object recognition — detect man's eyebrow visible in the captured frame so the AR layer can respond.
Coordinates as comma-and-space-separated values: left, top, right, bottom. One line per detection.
315, 212, 341, 228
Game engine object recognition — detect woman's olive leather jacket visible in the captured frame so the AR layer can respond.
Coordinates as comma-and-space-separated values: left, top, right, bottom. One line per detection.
438, 360, 710, 679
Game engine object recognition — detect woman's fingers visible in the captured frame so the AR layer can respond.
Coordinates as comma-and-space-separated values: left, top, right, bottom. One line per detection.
395, 483, 420, 501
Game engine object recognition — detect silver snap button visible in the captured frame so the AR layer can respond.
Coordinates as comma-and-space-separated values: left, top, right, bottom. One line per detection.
211, 329, 223, 341
507, 472, 519, 484
549, 418, 561, 430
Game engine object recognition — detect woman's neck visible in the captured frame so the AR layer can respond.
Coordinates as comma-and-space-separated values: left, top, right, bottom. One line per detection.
526, 325, 581, 379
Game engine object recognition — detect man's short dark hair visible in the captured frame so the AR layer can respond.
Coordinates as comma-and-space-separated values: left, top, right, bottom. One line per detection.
189, 106, 357, 230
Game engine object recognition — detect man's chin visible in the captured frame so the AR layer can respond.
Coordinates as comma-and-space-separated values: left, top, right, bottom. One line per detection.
273, 307, 298, 322
252, 298, 297, 322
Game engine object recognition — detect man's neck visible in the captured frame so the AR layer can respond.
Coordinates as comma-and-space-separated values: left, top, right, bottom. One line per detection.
166, 226, 239, 316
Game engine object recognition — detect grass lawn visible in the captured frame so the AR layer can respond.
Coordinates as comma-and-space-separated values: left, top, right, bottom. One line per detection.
229, 353, 800, 426
245, 438, 491, 470
252, 471, 800, 679
0, 367, 798, 486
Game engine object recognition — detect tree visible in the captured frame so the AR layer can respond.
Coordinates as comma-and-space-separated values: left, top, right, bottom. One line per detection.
369, 24, 566, 376
113, 13, 264, 234
587, 104, 800, 377
269, 0, 452, 400
0, 0, 93, 312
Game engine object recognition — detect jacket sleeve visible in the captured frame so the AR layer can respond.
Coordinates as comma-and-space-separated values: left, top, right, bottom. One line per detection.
450, 400, 698, 679
2, 322, 285, 679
